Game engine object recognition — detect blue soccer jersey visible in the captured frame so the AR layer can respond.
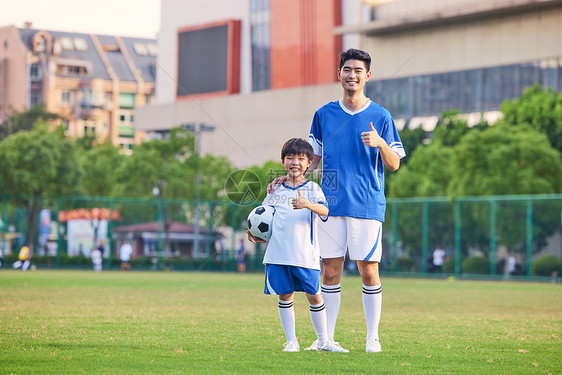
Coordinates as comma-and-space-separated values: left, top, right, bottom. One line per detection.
308, 99, 405, 222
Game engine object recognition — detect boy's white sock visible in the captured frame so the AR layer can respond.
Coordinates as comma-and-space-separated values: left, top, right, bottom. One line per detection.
362, 283, 382, 341
321, 283, 341, 342
278, 299, 297, 343
309, 303, 328, 346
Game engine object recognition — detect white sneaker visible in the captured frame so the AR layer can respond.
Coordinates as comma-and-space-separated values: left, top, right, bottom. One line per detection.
282, 341, 300, 352
304, 339, 319, 351
320, 341, 349, 353
366, 338, 382, 353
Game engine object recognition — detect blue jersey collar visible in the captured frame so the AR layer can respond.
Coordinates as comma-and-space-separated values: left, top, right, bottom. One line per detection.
282, 180, 310, 190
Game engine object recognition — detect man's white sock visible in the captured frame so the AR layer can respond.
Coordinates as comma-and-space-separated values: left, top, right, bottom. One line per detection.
278, 299, 297, 343
362, 283, 382, 341
309, 303, 328, 346
321, 283, 341, 342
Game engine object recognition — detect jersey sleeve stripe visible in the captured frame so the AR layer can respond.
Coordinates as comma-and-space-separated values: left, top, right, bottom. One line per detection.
308, 134, 323, 156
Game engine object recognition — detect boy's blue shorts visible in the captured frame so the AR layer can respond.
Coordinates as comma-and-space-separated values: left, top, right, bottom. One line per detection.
264, 264, 321, 295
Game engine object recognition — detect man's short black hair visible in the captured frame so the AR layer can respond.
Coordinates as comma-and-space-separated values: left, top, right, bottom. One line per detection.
281, 138, 314, 162
339, 48, 371, 72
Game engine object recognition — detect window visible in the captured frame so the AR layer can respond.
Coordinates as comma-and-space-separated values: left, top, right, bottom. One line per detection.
250, 0, 271, 92
61, 37, 74, 50
146, 43, 157, 56
84, 121, 96, 136
118, 93, 135, 109
61, 91, 71, 106
35, 37, 46, 52
366, 58, 562, 120
57, 64, 88, 77
118, 110, 134, 124
133, 43, 148, 56
30, 64, 41, 81
30, 91, 42, 106
73, 38, 88, 51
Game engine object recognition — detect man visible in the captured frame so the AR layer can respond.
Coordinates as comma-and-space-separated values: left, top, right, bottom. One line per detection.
432, 245, 446, 273
119, 240, 133, 271
271, 48, 405, 352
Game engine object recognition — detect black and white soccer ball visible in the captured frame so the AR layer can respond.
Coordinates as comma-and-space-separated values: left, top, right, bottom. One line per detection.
247, 205, 275, 241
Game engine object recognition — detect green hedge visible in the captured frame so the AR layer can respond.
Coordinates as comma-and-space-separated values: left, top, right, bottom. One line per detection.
531, 255, 562, 276
396, 257, 415, 272
461, 256, 490, 275
443, 256, 466, 273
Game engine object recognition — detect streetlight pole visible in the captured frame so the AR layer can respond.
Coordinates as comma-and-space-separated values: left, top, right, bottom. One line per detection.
187, 124, 215, 258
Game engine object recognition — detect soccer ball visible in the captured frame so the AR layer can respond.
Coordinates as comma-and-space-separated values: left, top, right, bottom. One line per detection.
247, 205, 275, 241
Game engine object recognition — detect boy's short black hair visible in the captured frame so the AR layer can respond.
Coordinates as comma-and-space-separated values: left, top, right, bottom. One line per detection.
339, 48, 371, 72
281, 138, 314, 161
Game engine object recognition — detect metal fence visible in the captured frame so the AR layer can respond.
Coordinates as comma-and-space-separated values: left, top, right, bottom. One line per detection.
1, 194, 561, 278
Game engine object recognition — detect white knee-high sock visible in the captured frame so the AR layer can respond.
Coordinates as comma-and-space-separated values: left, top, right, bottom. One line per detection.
321, 283, 341, 342
362, 283, 382, 341
278, 299, 297, 343
309, 303, 328, 346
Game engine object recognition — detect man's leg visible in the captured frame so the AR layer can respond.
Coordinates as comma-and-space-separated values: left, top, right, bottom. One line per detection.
322, 257, 344, 342
357, 260, 382, 352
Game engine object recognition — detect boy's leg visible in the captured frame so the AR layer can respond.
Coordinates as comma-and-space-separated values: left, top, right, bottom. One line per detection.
22, 260, 30, 271
278, 293, 298, 346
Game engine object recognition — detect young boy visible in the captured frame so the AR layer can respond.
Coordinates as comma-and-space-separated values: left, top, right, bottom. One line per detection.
247, 138, 348, 353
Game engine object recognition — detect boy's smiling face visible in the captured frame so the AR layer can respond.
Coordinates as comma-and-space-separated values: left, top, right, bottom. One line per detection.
283, 153, 312, 181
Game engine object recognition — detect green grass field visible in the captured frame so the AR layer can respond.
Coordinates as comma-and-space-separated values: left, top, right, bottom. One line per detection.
0, 270, 560, 374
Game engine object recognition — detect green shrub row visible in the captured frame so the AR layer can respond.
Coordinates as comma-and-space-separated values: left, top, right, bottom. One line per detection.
3, 253, 559, 276
395, 255, 561, 276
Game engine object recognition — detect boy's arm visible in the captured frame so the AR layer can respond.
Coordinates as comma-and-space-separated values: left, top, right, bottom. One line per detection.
291, 190, 329, 216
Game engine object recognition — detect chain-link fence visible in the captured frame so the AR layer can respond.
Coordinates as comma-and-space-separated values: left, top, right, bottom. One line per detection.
1, 194, 561, 278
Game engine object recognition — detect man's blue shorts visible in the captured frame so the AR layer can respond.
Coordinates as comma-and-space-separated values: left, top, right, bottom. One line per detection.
264, 264, 321, 295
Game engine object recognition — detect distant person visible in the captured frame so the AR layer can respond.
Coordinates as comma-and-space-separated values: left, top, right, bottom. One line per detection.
90, 246, 103, 272
12, 245, 31, 271
236, 239, 246, 273
97, 240, 106, 258
46, 239, 58, 256
248, 138, 346, 352
119, 240, 133, 271
507, 256, 517, 276
432, 245, 446, 273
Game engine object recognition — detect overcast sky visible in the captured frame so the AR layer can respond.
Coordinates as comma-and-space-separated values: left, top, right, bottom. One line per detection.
0, 0, 161, 38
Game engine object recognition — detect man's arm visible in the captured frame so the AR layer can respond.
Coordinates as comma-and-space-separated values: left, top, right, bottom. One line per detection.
361, 122, 400, 172
304, 154, 322, 177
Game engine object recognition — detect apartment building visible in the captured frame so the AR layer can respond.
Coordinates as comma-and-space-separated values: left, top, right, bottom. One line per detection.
0, 24, 157, 152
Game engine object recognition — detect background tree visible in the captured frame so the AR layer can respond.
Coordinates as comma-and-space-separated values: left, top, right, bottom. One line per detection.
0, 123, 80, 253
0, 105, 60, 140
499, 84, 562, 153
448, 125, 561, 196
79, 144, 124, 196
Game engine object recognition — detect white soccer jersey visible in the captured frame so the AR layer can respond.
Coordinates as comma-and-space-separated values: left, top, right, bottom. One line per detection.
308, 99, 405, 222
262, 180, 327, 270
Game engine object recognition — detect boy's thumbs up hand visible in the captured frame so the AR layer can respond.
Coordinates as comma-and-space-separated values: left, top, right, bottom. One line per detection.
291, 189, 309, 210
